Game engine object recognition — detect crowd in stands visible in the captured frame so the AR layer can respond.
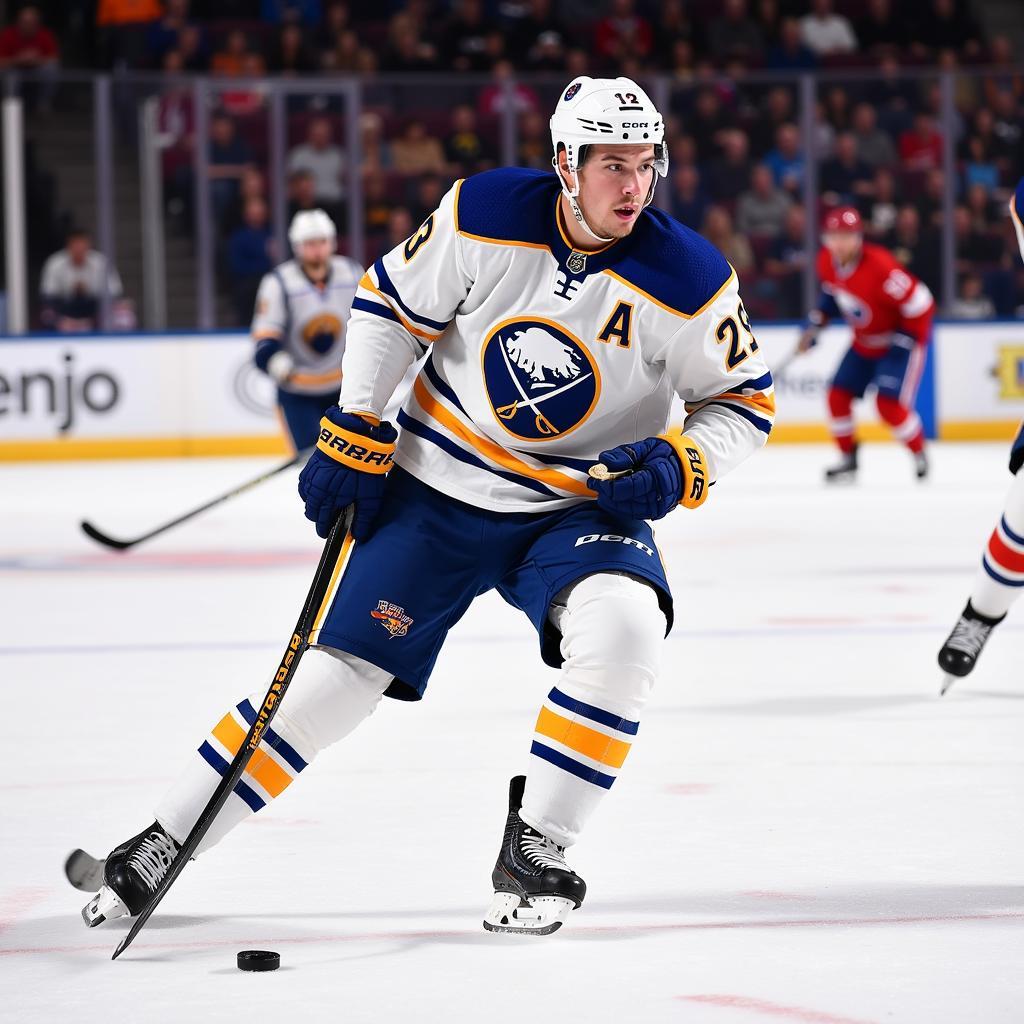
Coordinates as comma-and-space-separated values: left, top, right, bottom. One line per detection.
4, 0, 1024, 324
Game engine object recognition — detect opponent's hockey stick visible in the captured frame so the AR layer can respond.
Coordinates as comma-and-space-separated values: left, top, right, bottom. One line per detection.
80, 450, 310, 552
111, 506, 354, 960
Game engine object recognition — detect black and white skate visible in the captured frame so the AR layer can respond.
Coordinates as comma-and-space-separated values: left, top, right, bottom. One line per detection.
938, 601, 1005, 695
914, 451, 929, 481
825, 444, 858, 483
483, 776, 586, 936
65, 848, 106, 893
80, 822, 180, 928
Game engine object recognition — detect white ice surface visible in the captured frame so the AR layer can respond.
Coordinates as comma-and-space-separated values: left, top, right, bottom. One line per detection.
0, 443, 1021, 1024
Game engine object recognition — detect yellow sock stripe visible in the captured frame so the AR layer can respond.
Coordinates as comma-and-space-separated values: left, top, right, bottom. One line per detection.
534, 706, 632, 769
412, 377, 593, 497
316, 417, 395, 473
211, 713, 294, 800
658, 432, 709, 509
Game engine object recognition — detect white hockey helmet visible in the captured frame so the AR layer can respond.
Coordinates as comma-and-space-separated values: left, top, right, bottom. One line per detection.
550, 76, 668, 242
288, 208, 337, 250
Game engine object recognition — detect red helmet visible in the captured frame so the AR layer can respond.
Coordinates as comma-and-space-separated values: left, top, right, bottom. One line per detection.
823, 206, 862, 234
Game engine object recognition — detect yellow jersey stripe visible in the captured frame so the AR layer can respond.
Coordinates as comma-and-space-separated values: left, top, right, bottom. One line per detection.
535, 705, 632, 769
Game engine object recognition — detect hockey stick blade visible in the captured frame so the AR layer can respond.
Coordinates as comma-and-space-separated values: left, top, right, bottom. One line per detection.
65, 849, 106, 892
111, 506, 353, 960
79, 450, 307, 553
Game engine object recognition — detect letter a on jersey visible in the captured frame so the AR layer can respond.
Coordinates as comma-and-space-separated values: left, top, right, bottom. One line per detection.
597, 300, 634, 348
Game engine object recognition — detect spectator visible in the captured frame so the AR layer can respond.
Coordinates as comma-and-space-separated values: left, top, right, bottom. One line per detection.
385, 207, 414, 252
208, 113, 253, 223
962, 136, 1000, 194
441, 0, 495, 72
764, 122, 805, 196
363, 174, 395, 240
982, 36, 1023, 109
211, 28, 251, 76
702, 205, 753, 273
446, 105, 491, 175
594, 0, 653, 67
267, 22, 317, 74
145, 0, 198, 67
409, 174, 447, 226
764, 204, 808, 317
822, 85, 852, 134
0, 5, 59, 70
287, 169, 317, 221
855, 0, 905, 56
706, 0, 763, 63
898, 113, 943, 174
176, 23, 207, 70
96, 0, 163, 68
508, 0, 571, 68
736, 163, 793, 238
39, 229, 123, 332
913, 168, 946, 230
851, 103, 896, 170
685, 88, 734, 164
478, 60, 540, 118
767, 17, 816, 71
287, 116, 345, 205
706, 129, 753, 203
755, 0, 782, 48
382, 14, 437, 72
863, 167, 900, 238
323, 28, 363, 72
951, 273, 995, 320
820, 133, 874, 206
392, 119, 446, 177
653, 0, 697, 67
228, 196, 274, 325
800, 0, 856, 57
964, 182, 999, 231
359, 112, 392, 178
670, 165, 708, 230
991, 91, 1024, 170
223, 166, 268, 236
911, 0, 983, 62
220, 53, 268, 116
517, 110, 549, 170
886, 205, 941, 295
749, 86, 796, 156
960, 108, 1014, 185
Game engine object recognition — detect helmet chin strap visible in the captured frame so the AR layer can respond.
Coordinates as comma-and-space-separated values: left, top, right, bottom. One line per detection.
555, 160, 613, 245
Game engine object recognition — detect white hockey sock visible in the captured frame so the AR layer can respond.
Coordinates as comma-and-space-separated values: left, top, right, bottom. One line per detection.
519, 573, 665, 848
971, 470, 1024, 620
155, 646, 391, 855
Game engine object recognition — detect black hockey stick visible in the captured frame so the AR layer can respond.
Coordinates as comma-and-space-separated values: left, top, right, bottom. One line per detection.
112, 506, 353, 960
80, 450, 310, 552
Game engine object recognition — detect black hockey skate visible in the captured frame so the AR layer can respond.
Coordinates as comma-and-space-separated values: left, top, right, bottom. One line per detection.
483, 776, 586, 936
825, 444, 858, 483
913, 451, 929, 481
938, 601, 1005, 695
80, 822, 180, 927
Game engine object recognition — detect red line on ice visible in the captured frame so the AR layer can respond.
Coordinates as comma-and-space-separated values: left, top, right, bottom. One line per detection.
678, 994, 875, 1024
0, 888, 52, 937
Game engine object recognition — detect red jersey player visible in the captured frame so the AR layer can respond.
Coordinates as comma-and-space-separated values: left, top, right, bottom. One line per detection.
797, 206, 935, 482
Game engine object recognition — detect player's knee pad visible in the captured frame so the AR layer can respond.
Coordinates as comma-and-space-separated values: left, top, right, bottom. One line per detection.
255, 646, 392, 759
557, 573, 665, 718
875, 392, 908, 424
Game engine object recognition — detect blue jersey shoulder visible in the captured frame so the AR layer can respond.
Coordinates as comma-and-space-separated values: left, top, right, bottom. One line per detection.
457, 167, 557, 245
613, 208, 734, 317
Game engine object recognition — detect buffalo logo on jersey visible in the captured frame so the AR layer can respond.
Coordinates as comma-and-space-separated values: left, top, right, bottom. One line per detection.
481, 317, 600, 441
302, 313, 343, 355
371, 600, 413, 639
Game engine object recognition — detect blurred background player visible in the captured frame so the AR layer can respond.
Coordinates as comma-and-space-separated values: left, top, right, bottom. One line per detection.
796, 206, 935, 483
938, 178, 1024, 692
251, 209, 362, 454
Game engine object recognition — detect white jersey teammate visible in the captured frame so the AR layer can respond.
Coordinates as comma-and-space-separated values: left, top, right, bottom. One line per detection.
77, 78, 775, 936
251, 209, 362, 452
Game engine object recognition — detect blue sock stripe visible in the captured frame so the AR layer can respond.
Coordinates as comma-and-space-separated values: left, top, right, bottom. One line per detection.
197, 741, 265, 812
547, 687, 639, 736
982, 555, 1024, 588
235, 700, 308, 773
1000, 516, 1024, 547
530, 741, 616, 790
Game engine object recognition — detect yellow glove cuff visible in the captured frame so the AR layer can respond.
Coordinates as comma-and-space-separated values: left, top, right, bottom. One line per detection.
316, 417, 396, 475
658, 432, 709, 510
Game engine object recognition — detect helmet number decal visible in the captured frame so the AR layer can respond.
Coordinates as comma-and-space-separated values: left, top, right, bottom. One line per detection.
403, 214, 435, 263
716, 301, 759, 371
614, 92, 639, 105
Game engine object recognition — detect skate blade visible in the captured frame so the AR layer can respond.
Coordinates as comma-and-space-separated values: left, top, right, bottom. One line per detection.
939, 673, 958, 696
824, 473, 856, 485
65, 849, 105, 893
81, 885, 130, 928
482, 891, 575, 936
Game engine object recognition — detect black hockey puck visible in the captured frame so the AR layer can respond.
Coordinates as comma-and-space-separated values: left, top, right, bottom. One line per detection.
237, 950, 280, 972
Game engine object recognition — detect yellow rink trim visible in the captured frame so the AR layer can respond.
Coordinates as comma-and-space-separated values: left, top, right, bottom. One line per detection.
938, 420, 1021, 441
534, 706, 631, 769
767, 423, 895, 443
211, 713, 293, 799
0, 434, 291, 461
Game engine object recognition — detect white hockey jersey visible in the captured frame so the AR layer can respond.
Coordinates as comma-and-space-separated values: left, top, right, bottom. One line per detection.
340, 168, 775, 512
251, 255, 363, 395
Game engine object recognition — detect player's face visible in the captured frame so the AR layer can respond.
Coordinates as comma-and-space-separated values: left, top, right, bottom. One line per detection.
297, 237, 332, 271
822, 230, 862, 264
575, 145, 656, 241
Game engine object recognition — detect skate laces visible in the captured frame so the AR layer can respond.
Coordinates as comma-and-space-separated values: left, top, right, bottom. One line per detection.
127, 831, 178, 893
521, 828, 569, 871
946, 616, 992, 657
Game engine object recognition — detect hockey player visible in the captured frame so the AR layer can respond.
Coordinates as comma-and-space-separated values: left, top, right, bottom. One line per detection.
938, 177, 1024, 691
251, 209, 363, 453
77, 77, 774, 936
796, 206, 935, 482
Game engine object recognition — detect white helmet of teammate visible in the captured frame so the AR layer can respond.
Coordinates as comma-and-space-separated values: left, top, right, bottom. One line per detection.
550, 76, 668, 242
288, 208, 337, 251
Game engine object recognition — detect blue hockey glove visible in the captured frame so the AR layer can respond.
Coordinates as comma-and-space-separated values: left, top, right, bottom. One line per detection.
587, 434, 709, 521
298, 408, 397, 540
